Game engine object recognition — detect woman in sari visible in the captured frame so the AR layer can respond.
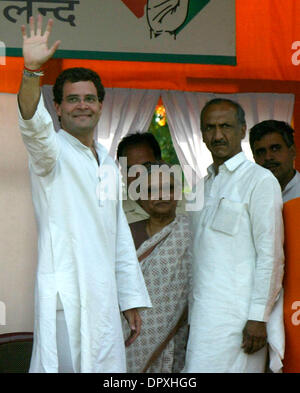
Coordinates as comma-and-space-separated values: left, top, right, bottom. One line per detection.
123, 161, 192, 373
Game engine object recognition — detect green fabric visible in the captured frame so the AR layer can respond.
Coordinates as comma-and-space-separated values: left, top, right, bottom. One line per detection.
0, 341, 33, 373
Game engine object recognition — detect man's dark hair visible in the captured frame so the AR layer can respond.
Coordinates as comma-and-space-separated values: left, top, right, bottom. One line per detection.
117, 132, 162, 161
200, 98, 246, 130
53, 67, 105, 104
249, 120, 295, 151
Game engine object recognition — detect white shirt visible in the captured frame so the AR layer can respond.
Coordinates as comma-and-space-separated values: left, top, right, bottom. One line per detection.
185, 152, 284, 372
282, 170, 300, 203
18, 95, 151, 373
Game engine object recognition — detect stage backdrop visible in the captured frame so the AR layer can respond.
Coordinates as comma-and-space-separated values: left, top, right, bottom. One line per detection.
0, 0, 236, 64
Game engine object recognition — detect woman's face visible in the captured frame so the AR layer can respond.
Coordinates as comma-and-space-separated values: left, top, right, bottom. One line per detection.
138, 172, 178, 218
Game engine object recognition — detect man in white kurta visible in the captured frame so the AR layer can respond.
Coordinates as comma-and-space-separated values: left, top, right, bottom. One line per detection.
249, 120, 300, 203
184, 99, 284, 372
18, 16, 151, 373
250, 119, 300, 372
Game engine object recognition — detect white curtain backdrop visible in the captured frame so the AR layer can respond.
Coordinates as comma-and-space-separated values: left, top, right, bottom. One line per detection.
161, 91, 295, 184
96, 88, 161, 157
42, 85, 60, 131
42, 85, 161, 158
41, 86, 295, 184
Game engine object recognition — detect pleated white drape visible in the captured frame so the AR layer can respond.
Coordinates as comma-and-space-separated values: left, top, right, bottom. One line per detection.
41, 85, 161, 158
96, 88, 161, 157
41, 86, 295, 184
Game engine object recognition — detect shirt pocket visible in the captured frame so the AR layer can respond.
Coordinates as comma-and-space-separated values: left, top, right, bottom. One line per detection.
211, 198, 244, 236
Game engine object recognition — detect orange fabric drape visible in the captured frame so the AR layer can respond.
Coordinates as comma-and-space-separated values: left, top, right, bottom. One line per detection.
282, 198, 300, 373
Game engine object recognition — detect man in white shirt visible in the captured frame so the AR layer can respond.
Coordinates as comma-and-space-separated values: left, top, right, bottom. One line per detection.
249, 120, 300, 203
18, 15, 151, 373
184, 98, 284, 372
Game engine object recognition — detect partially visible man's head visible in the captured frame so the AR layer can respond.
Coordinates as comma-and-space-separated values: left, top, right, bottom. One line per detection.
117, 132, 162, 187
200, 98, 246, 167
53, 67, 105, 104
117, 132, 161, 162
250, 120, 296, 189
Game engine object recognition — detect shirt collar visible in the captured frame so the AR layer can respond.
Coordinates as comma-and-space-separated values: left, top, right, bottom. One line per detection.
207, 151, 247, 176
58, 129, 89, 150
283, 170, 300, 193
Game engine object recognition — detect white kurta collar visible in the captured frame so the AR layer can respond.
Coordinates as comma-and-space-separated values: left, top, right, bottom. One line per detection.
283, 170, 300, 193
58, 129, 109, 166
207, 151, 247, 177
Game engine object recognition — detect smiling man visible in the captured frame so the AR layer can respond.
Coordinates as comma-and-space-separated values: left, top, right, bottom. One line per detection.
17, 16, 151, 373
184, 98, 284, 373
250, 120, 300, 203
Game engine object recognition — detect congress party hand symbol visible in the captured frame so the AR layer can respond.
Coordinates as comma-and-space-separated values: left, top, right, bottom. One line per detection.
147, 0, 189, 39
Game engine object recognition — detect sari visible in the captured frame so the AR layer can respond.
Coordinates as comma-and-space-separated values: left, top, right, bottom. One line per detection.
123, 214, 191, 373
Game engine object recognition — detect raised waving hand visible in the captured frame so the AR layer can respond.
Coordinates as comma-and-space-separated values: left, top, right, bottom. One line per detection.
19, 15, 60, 119
21, 14, 60, 70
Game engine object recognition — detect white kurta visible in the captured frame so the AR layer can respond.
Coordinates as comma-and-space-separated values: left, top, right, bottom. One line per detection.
184, 152, 284, 373
18, 95, 151, 373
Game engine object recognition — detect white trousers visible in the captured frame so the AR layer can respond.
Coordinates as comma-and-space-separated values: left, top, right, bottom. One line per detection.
56, 310, 74, 373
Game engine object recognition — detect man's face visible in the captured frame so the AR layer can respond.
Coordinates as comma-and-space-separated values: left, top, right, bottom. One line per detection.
123, 143, 157, 187
55, 81, 102, 136
201, 102, 246, 166
252, 132, 296, 188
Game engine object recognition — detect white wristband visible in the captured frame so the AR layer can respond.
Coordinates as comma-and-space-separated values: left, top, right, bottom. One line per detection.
23, 69, 44, 78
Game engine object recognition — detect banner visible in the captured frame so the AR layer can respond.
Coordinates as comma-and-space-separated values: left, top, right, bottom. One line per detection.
0, 0, 236, 64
